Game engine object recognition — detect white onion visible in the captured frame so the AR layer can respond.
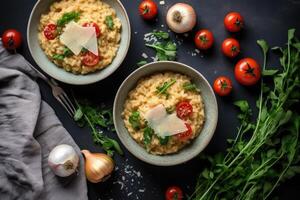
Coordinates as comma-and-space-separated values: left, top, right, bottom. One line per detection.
166, 3, 197, 33
48, 144, 79, 177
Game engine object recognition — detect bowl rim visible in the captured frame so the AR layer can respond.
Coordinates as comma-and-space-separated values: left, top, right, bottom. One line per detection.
27, 0, 131, 85
113, 61, 218, 166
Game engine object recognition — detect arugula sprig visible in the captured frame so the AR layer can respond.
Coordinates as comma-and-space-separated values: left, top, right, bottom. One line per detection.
150, 30, 170, 40
183, 82, 200, 92
191, 29, 300, 200
156, 79, 176, 97
129, 111, 141, 130
52, 47, 73, 60
105, 16, 114, 30
73, 99, 123, 156
57, 11, 80, 27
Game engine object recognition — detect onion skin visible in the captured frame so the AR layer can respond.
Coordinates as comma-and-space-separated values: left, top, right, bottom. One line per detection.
48, 144, 79, 177
81, 150, 115, 183
166, 3, 197, 33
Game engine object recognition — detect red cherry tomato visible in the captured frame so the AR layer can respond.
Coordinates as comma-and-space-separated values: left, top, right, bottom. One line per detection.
213, 76, 233, 96
224, 12, 244, 32
165, 186, 183, 200
43, 24, 57, 40
139, 0, 158, 20
81, 51, 100, 67
1, 29, 22, 50
83, 22, 101, 38
176, 101, 193, 119
222, 38, 240, 58
177, 123, 193, 141
194, 29, 214, 50
235, 58, 261, 86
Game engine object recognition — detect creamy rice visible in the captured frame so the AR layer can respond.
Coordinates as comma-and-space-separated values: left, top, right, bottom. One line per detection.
122, 72, 205, 155
38, 0, 122, 74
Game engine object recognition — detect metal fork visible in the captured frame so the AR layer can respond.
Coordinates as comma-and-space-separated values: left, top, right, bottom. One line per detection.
28, 63, 77, 117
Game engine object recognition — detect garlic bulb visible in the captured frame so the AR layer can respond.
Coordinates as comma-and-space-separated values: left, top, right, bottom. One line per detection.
81, 150, 114, 183
48, 144, 79, 177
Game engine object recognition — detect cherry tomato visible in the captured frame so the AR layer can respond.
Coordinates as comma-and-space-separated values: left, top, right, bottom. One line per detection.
165, 186, 183, 200
213, 76, 233, 96
176, 101, 193, 119
83, 22, 101, 38
222, 38, 240, 58
177, 123, 193, 141
235, 58, 261, 86
139, 0, 158, 20
81, 51, 100, 67
43, 24, 57, 40
224, 12, 244, 32
194, 29, 214, 50
1, 29, 22, 50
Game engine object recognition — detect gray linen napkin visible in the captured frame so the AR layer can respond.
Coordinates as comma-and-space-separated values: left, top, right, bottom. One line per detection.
0, 42, 88, 200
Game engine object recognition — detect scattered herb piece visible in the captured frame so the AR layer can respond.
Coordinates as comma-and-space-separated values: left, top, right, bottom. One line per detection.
151, 30, 169, 39
146, 41, 177, 61
143, 125, 154, 146
159, 136, 170, 145
191, 29, 300, 200
156, 79, 176, 97
105, 16, 114, 30
73, 99, 123, 156
52, 47, 73, 60
129, 111, 141, 130
57, 11, 80, 27
183, 82, 200, 92
137, 60, 148, 67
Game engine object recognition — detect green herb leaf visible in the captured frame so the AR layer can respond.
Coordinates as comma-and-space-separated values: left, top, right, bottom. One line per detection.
158, 136, 169, 145
234, 100, 250, 113
74, 108, 84, 121
137, 60, 148, 67
257, 39, 269, 55
129, 111, 141, 130
105, 16, 114, 30
57, 11, 80, 27
146, 42, 177, 61
151, 30, 170, 40
143, 126, 153, 145
156, 79, 176, 97
183, 82, 200, 92
52, 54, 65, 60
262, 69, 279, 76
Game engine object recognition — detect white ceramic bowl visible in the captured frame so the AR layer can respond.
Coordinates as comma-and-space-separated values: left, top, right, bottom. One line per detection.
27, 0, 131, 85
113, 61, 218, 166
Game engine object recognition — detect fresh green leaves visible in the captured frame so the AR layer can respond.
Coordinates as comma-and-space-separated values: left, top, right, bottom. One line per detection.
73, 100, 123, 156
137, 60, 148, 67
105, 16, 114, 30
145, 30, 177, 61
158, 136, 169, 145
156, 79, 176, 97
129, 111, 141, 130
191, 29, 300, 200
183, 82, 200, 92
57, 11, 80, 27
52, 47, 73, 60
143, 126, 154, 146
151, 30, 170, 40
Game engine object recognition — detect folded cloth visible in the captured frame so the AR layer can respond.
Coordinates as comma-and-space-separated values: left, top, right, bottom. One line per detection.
0, 42, 88, 200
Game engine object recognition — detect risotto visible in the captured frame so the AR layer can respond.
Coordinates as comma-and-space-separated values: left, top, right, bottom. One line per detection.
122, 72, 205, 155
38, 0, 122, 74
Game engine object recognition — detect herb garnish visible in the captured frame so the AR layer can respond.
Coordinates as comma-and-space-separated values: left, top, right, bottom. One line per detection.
52, 47, 73, 60
158, 136, 170, 145
146, 41, 177, 61
191, 29, 300, 200
156, 79, 176, 97
137, 60, 148, 67
105, 16, 114, 30
183, 82, 200, 92
129, 111, 141, 130
150, 30, 170, 40
57, 11, 80, 27
73, 99, 123, 156
143, 126, 154, 146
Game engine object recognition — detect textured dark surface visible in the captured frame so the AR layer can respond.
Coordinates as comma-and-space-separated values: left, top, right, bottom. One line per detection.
1, 0, 300, 199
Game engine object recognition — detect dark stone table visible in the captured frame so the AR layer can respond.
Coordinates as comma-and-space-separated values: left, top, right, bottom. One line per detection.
1, 0, 299, 199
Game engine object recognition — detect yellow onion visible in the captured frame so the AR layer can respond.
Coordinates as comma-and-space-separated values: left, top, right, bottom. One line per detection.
81, 150, 114, 183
